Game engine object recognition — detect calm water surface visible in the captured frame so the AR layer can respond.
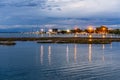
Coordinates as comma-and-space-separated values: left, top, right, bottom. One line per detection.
0, 42, 120, 80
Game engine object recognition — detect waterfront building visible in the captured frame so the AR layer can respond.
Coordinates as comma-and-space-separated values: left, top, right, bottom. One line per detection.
96, 26, 108, 34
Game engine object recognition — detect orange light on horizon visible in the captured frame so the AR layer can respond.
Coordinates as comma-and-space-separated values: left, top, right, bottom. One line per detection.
102, 27, 106, 31
88, 26, 93, 31
87, 26, 94, 33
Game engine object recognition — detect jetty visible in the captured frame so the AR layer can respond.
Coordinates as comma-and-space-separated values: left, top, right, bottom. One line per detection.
0, 41, 16, 45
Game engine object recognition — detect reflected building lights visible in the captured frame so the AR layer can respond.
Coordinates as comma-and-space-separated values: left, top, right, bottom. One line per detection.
66, 45, 69, 63
89, 38, 92, 42
74, 34, 78, 37
66, 29, 70, 33
102, 44, 105, 50
89, 34, 92, 38
48, 46, 51, 65
102, 44, 105, 62
40, 45, 44, 64
110, 43, 112, 49
102, 35, 106, 38
74, 44, 77, 63
88, 44, 92, 62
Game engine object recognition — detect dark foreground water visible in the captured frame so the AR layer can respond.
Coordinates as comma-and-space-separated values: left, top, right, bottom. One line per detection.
0, 42, 120, 80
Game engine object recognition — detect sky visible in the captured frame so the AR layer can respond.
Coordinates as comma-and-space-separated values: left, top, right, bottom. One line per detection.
0, 0, 120, 30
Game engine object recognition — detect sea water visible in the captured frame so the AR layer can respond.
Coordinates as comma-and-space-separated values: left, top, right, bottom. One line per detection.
0, 42, 120, 80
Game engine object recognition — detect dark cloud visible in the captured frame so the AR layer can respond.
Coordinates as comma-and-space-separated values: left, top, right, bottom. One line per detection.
0, 0, 120, 29
0, 0, 46, 7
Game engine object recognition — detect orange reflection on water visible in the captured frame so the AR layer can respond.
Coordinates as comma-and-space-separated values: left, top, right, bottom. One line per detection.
74, 44, 77, 63
88, 44, 92, 62
66, 45, 69, 63
48, 46, 51, 65
102, 44, 105, 62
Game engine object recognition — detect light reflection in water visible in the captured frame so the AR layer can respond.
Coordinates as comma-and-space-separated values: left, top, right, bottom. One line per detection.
66, 45, 69, 63
88, 44, 92, 62
110, 43, 112, 49
40, 45, 43, 65
89, 38, 92, 42
74, 44, 77, 63
102, 44, 105, 62
39, 44, 109, 65
48, 46, 51, 65
102, 44, 105, 50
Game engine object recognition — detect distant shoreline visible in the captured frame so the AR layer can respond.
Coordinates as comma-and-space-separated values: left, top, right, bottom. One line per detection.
0, 37, 120, 44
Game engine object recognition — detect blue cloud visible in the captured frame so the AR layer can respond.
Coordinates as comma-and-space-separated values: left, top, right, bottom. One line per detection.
0, 0, 46, 7
0, 0, 120, 29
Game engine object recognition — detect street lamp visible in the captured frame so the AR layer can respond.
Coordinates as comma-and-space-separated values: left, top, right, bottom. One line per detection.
101, 27, 107, 38
89, 35, 92, 38
87, 26, 94, 38
66, 29, 70, 33
102, 35, 106, 38
102, 27, 106, 34
88, 26, 93, 33
41, 29, 44, 32
48, 29, 52, 33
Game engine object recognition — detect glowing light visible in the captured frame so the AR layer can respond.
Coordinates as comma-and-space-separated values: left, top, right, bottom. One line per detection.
87, 26, 94, 33
66, 45, 69, 63
102, 44, 105, 62
102, 44, 105, 50
89, 38, 92, 41
74, 34, 78, 37
89, 34, 92, 38
41, 29, 44, 32
88, 27, 93, 31
102, 35, 106, 38
88, 26, 93, 31
48, 29, 52, 32
102, 27, 106, 31
74, 44, 77, 63
66, 29, 70, 33
48, 46, 51, 65
88, 44, 92, 62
